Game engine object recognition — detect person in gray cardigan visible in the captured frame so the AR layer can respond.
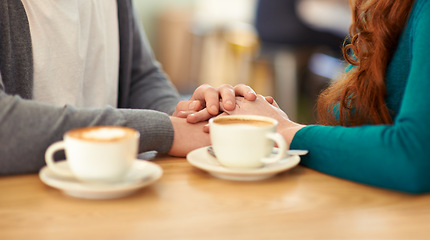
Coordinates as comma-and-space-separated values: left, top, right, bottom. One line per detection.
0, 0, 256, 175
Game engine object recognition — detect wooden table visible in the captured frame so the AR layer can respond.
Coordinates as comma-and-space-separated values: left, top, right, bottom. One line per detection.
1, 156, 429, 240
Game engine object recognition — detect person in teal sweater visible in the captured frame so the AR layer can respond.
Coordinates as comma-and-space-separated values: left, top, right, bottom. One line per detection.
216, 0, 430, 193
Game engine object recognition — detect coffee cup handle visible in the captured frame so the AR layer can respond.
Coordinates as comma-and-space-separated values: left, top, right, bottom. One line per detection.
261, 133, 287, 164
45, 141, 74, 178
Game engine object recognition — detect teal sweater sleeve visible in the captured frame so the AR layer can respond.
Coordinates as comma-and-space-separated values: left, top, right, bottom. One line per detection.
290, 0, 430, 193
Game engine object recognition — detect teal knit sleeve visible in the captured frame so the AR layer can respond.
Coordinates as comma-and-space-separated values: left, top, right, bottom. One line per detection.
290, 0, 430, 193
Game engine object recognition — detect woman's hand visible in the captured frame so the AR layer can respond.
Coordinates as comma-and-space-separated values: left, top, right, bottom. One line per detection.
224, 95, 290, 127
220, 95, 306, 145
172, 84, 257, 123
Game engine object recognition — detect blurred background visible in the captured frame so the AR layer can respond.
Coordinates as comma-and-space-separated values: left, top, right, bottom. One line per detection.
132, 0, 351, 123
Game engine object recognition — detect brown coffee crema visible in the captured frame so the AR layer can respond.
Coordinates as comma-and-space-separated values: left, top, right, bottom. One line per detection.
67, 126, 138, 142
213, 118, 273, 127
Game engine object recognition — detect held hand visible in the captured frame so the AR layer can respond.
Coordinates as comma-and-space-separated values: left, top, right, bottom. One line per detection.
221, 95, 305, 145
202, 95, 281, 133
201, 95, 278, 133
168, 116, 211, 157
172, 84, 257, 123
223, 95, 288, 123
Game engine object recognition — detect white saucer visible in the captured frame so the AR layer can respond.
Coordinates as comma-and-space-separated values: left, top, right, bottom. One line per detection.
186, 146, 301, 181
39, 160, 163, 199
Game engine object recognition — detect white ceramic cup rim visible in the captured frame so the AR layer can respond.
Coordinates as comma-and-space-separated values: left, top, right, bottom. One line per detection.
209, 115, 278, 127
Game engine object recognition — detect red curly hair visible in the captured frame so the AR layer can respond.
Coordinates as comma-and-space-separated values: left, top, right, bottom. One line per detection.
316, 0, 415, 126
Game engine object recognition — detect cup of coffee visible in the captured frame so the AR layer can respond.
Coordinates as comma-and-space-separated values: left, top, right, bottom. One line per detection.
45, 126, 139, 183
209, 115, 287, 169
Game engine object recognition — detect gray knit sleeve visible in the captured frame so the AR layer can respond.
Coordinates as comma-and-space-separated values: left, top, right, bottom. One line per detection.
0, 91, 174, 175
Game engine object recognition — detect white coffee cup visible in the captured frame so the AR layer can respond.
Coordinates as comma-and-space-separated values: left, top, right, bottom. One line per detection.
45, 126, 139, 183
209, 115, 287, 169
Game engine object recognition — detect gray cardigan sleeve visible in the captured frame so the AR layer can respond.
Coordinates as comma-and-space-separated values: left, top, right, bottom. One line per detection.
0, 90, 174, 175
0, 1, 180, 175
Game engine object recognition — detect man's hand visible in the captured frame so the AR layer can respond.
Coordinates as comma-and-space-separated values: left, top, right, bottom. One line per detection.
168, 117, 210, 157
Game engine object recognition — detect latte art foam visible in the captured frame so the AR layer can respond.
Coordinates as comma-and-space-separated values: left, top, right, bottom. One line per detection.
68, 126, 137, 142
83, 128, 127, 140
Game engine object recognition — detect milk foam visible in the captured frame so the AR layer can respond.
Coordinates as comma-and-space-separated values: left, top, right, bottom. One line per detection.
82, 128, 127, 140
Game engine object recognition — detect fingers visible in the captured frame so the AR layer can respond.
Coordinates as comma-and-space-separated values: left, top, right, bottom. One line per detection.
262, 95, 280, 108
172, 100, 202, 118
271, 98, 280, 108
218, 84, 257, 111
181, 83, 262, 123
264, 96, 274, 104
218, 84, 236, 111
203, 124, 210, 133
186, 108, 213, 124
234, 84, 257, 101
219, 100, 226, 113
189, 84, 212, 103
188, 100, 202, 111
203, 89, 221, 115
191, 84, 258, 114
191, 84, 220, 115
